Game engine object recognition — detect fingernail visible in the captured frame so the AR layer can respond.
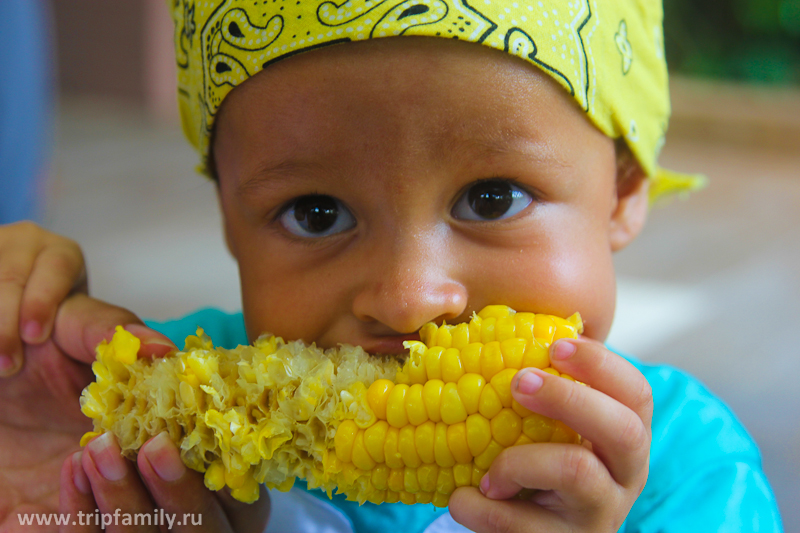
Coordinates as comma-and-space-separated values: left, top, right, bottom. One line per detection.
516, 369, 544, 395
143, 338, 175, 348
479, 474, 491, 496
22, 321, 43, 343
551, 339, 576, 361
87, 432, 126, 481
72, 451, 91, 495
0, 355, 17, 376
143, 432, 185, 482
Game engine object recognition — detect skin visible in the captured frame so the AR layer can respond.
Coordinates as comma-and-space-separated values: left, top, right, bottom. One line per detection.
0, 37, 653, 532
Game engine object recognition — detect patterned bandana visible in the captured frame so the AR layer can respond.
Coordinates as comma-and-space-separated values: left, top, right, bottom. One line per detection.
168, 0, 704, 200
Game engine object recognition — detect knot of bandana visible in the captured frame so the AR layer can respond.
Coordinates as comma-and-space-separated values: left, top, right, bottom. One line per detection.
168, 0, 704, 201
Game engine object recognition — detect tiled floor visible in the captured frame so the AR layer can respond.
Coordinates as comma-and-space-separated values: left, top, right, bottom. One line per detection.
44, 97, 800, 530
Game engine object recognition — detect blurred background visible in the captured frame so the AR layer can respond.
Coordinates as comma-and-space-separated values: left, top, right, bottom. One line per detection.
1, 0, 798, 529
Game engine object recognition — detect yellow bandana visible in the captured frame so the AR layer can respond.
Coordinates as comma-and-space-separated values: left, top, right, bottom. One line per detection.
168, 0, 704, 200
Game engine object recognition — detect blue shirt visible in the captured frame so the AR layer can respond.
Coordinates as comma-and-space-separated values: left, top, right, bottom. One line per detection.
148, 309, 784, 533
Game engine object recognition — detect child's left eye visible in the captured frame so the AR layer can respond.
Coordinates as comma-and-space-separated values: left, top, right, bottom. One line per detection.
279, 195, 356, 238
451, 179, 533, 221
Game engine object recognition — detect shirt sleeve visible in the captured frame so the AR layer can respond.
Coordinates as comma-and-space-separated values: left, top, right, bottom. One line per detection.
621, 357, 784, 533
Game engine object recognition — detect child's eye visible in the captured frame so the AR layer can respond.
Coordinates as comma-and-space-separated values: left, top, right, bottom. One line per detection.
279, 195, 355, 238
451, 180, 533, 221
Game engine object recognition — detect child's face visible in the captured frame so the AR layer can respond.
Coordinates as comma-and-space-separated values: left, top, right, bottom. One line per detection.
213, 37, 648, 353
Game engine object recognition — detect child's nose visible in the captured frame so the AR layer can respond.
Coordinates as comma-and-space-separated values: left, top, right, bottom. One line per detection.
351, 237, 468, 334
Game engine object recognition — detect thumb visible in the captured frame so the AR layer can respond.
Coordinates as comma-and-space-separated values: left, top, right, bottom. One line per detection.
52, 294, 177, 365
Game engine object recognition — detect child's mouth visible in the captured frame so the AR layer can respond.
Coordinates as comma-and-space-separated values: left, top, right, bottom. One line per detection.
362, 333, 421, 356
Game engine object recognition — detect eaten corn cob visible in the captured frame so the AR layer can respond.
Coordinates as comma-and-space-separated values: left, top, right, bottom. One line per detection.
80, 305, 583, 506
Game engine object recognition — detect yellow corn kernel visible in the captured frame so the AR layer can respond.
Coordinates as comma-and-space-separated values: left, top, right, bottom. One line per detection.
441, 348, 465, 383
474, 439, 505, 471
514, 312, 536, 341
495, 316, 515, 342
422, 379, 444, 423
367, 379, 393, 420
534, 315, 556, 345
522, 413, 555, 442
417, 463, 439, 492
416, 491, 434, 505
480, 342, 505, 381
388, 468, 405, 492
399, 425, 421, 468
521, 340, 550, 369
465, 413, 491, 457
434, 422, 456, 467
543, 367, 560, 376
386, 384, 409, 428
490, 368, 518, 408
371, 464, 390, 490
453, 463, 472, 487
437, 467, 455, 494
491, 408, 523, 447
480, 317, 497, 344
415, 421, 436, 464
478, 384, 503, 419
425, 347, 445, 380
335, 420, 359, 463
451, 323, 470, 349
440, 382, 468, 425
460, 343, 482, 374
500, 337, 526, 369
204, 461, 226, 491
364, 420, 389, 463
81, 304, 583, 508
471, 465, 488, 487
384, 426, 404, 469
433, 492, 450, 508
399, 491, 416, 505
352, 430, 376, 471
436, 326, 453, 349
405, 383, 428, 426
457, 373, 485, 414
446, 422, 472, 464
404, 467, 420, 493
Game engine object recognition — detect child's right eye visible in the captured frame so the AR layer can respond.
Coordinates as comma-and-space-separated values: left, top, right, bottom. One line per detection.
279, 195, 356, 238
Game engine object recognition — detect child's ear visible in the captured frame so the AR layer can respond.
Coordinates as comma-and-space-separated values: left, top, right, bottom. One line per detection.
609, 150, 649, 252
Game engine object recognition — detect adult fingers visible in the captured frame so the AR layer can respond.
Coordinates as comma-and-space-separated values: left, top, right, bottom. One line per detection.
59, 451, 101, 533
20, 238, 86, 345
511, 366, 650, 488
0, 245, 36, 376
549, 338, 654, 429
449, 486, 565, 533
476, 443, 610, 508
81, 433, 160, 533
52, 294, 176, 365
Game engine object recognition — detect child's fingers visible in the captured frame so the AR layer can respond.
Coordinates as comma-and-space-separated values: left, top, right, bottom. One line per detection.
476, 443, 610, 507
0, 246, 36, 376
59, 451, 102, 533
20, 240, 87, 345
52, 294, 176, 365
449, 486, 564, 533
81, 433, 160, 532
137, 432, 265, 533
215, 484, 272, 533
511, 367, 649, 488
549, 337, 654, 428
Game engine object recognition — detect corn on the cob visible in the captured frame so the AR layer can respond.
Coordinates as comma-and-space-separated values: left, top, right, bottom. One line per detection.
80, 305, 582, 506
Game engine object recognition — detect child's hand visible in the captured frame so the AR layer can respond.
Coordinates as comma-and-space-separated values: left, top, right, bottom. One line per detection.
59, 431, 271, 533
448, 337, 652, 533
0, 221, 87, 376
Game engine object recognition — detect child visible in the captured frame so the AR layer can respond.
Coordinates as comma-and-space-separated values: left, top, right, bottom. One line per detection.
0, 0, 784, 531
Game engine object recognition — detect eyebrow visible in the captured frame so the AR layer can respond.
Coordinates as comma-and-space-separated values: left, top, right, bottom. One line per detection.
236, 158, 328, 197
